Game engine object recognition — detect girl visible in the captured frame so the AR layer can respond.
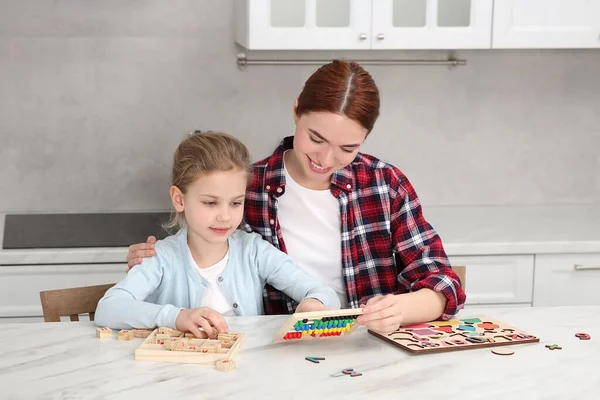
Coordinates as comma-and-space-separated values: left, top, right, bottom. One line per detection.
95, 132, 340, 337
126, 60, 466, 333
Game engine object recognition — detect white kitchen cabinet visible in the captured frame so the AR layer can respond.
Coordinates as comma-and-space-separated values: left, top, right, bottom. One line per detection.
236, 0, 600, 50
235, 0, 372, 50
371, 0, 493, 49
0, 264, 125, 319
493, 0, 600, 48
235, 0, 492, 50
448, 255, 534, 306
533, 253, 600, 306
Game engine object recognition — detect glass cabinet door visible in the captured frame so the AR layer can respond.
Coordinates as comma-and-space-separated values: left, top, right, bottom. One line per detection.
237, 0, 372, 50
371, 0, 493, 49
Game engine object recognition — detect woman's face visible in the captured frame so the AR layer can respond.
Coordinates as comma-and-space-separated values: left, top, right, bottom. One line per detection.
290, 109, 368, 189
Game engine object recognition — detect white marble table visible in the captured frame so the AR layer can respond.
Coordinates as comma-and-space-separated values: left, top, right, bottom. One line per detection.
1, 305, 598, 400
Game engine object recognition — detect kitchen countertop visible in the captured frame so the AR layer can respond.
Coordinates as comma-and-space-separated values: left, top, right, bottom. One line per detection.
423, 204, 600, 255
0, 305, 598, 399
1, 204, 599, 265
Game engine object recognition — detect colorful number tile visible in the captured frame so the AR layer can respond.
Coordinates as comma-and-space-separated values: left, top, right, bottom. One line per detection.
461, 318, 482, 324
410, 329, 438, 336
430, 320, 460, 326
400, 323, 433, 329
478, 322, 500, 330
458, 325, 476, 332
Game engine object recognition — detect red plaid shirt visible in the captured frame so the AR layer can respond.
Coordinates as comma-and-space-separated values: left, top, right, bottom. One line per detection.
243, 137, 466, 319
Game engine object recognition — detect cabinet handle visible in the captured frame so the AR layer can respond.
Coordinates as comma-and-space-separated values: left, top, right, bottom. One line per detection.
359, 33, 367, 40
574, 264, 600, 271
377, 33, 385, 40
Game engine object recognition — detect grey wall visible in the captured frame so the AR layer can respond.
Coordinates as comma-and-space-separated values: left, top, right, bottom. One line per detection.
1, 0, 599, 213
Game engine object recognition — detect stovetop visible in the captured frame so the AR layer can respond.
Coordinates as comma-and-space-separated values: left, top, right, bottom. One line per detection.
2, 212, 172, 249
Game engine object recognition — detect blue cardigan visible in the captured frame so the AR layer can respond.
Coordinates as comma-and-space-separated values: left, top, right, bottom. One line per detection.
95, 227, 340, 329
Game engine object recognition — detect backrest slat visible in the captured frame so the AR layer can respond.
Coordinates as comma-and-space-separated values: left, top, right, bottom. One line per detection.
39, 284, 115, 323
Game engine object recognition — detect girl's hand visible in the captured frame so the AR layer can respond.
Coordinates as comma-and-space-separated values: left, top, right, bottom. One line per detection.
175, 307, 229, 338
356, 294, 404, 334
296, 298, 328, 313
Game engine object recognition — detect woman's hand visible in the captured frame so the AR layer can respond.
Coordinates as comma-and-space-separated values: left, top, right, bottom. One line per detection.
125, 236, 157, 272
175, 307, 229, 338
296, 298, 328, 313
356, 294, 404, 334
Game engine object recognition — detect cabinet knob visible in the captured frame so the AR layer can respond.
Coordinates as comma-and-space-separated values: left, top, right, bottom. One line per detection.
377, 33, 385, 40
359, 33, 367, 40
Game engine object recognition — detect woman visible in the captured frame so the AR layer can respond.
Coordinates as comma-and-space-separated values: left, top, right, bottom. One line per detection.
126, 60, 466, 333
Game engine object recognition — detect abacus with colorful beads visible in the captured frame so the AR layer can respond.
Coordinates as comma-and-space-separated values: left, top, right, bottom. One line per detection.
272, 308, 364, 343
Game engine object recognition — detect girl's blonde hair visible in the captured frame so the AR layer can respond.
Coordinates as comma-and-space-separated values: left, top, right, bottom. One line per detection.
163, 131, 252, 232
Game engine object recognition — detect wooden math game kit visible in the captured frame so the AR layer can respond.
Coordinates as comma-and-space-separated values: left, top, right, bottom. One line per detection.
134, 327, 245, 367
97, 310, 542, 371
272, 309, 540, 355
368, 316, 540, 354
96, 326, 245, 370
272, 308, 364, 343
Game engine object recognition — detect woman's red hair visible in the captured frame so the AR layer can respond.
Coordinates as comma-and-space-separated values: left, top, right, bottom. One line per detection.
296, 60, 380, 134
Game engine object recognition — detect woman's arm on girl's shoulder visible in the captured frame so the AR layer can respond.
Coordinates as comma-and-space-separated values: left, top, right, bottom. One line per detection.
95, 241, 182, 330
248, 233, 341, 310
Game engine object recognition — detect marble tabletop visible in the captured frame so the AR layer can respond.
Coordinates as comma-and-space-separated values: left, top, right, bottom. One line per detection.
0, 305, 598, 399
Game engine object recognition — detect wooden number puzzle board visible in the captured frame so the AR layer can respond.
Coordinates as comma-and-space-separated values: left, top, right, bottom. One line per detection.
368, 316, 539, 354
135, 328, 245, 364
273, 308, 364, 343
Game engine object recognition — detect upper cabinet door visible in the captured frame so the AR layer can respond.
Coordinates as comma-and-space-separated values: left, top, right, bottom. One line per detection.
235, 0, 372, 50
493, 0, 600, 48
371, 0, 493, 49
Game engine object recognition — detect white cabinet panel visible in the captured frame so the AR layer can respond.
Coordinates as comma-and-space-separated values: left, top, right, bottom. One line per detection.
449, 255, 534, 305
371, 0, 493, 49
493, 0, 600, 48
235, 0, 372, 50
533, 253, 600, 306
0, 264, 125, 318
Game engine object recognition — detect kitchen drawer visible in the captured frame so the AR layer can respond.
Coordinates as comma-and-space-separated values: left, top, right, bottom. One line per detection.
448, 255, 534, 305
0, 264, 125, 318
533, 253, 600, 306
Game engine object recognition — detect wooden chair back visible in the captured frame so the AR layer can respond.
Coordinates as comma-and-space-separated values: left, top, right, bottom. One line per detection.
453, 266, 466, 289
39, 283, 114, 322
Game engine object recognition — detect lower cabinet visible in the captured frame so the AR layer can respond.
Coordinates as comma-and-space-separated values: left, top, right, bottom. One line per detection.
533, 253, 600, 306
2, 252, 598, 323
0, 263, 126, 321
448, 252, 600, 308
448, 255, 535, 306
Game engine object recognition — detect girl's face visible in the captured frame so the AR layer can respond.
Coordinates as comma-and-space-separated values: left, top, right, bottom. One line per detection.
290, 110, 368, 189
170, 169, 247, 247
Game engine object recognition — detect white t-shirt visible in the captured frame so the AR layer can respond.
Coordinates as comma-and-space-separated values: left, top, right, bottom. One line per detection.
188, 248, 235, 316
277, 162, 348, 307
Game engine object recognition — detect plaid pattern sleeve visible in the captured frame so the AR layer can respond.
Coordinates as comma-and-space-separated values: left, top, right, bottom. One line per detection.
387, 167, 466, 319
242, 137, 466, 318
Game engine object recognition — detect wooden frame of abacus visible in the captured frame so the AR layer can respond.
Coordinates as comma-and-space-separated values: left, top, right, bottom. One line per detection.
272, 308, 364, 343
